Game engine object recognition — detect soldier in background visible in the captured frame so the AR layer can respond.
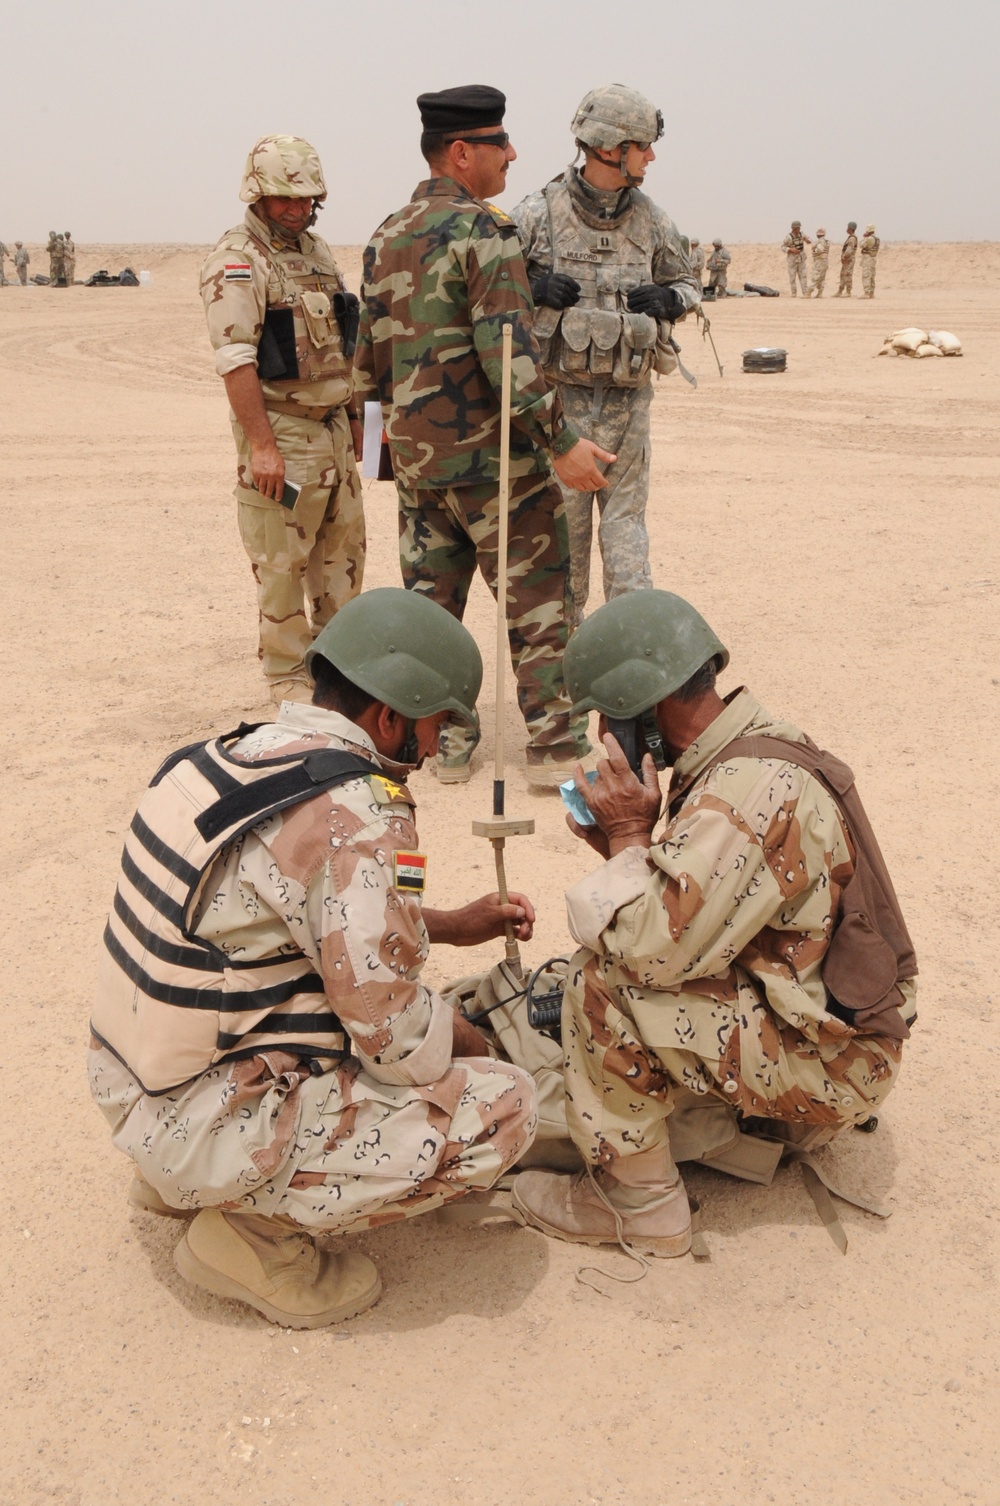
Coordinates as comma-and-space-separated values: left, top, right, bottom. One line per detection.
810, 228, 829, 296
89, 589, 539, 1329
860, 225, 880, 299
356, 85, 612, 788
47, 232, 66, 286
0, 240, 8, 285
14, 242, 30, 284
512, 84, 700, 629
63, 230, 76, 285
201, 135, 366, 706
781, 220, 811, 297
705, 238, 730, 296
835, 221, 858, 297
688, 237, 705, 285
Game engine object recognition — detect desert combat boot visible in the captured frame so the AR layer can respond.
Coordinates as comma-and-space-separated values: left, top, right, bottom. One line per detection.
512, 1165, 692, 1257
174, 1208, 382, 1328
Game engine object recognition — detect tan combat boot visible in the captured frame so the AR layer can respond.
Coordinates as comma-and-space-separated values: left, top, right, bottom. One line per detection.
174, 1208, 382, 1329
512, 1165, 692, 1257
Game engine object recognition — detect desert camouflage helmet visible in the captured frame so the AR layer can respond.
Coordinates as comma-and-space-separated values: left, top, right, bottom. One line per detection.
564, 590, 729, 719
571, 84, 663, 152
305, 588, 483, 727
239, 135, 327, 204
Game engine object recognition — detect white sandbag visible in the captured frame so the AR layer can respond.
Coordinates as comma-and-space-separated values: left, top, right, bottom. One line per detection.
914, 343, 944, 358
888, 327, 927, 342
890, 330, 928, 352
876, 341, 898, 356
928, 329, 962, 354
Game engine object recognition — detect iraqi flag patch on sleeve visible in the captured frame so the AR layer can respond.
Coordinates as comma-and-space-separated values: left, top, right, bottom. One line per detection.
224, 262, 252, 282
393, 851, 427, 897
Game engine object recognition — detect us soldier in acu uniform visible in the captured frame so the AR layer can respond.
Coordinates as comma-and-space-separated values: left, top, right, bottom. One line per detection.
705, 238, 730, 296
47, 231, 65, 286
688, 238, 705, 285
835, 221, 858, 297
355, 86, 613, 787
513, 591, 916, 1258
861, 225, 880, 298
14, 242, 29, 284
781, 220, 811, 296
512, 85, 700, 629
201, 135, 366, 706
62, 230, 75, 285
810, 228, 830, 296
89, 589, 538, 1329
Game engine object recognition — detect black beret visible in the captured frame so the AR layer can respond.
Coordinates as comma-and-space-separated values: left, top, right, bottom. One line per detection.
417, 85, 506, 134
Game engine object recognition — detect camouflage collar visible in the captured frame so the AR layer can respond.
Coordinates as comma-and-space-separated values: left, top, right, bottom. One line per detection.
413, 175, 480, 206
672, 687, 764, 783
274, 703, 416, 781
244, 204, 304, 252
565, 166, 635, 228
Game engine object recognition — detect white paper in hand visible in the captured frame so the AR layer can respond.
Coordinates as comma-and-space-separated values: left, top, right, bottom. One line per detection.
361, 402, 384, 479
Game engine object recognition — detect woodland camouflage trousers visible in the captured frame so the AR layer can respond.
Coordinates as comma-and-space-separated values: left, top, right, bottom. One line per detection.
397, 471, 590, 766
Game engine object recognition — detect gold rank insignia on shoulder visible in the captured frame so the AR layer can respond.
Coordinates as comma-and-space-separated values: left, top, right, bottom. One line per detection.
485, 202, 512, 223
368, 774, 409, 806
393, 851, 427, 896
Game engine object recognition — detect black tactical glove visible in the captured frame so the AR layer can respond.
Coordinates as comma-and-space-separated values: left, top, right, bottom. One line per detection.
530, 271, 581, 310
626, 282, 687, 322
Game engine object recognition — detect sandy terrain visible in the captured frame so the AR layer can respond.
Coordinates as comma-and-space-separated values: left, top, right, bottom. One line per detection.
2, 239, 998, 1506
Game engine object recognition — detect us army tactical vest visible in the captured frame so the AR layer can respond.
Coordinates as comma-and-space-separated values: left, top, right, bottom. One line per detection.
92, 729, 383, 1094
531, 177, 668, 390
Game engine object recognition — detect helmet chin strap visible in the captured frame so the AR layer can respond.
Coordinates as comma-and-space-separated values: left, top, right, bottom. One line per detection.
618, 142, 645, 189
398, 720, 419, 766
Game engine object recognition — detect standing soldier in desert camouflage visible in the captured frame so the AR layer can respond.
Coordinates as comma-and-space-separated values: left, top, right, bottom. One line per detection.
201, 135, 366, 706
512, 84, 701, 630
0, 240, 8, 285
860, 225, 880, 298
810, 228, 830, 296
835, 221, 858, 297
14, 242, 29, 284
89, 588, 539, 1329
705, 238, 731, 296
47, 231, 65, 286
62, 230, 75, 285
688, 238, 705, 285
781, 220, 811, 296
356, 85, 613, 787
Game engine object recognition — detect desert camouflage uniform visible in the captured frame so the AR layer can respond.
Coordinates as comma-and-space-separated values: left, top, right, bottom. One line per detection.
706, 243, 731, 294
89, 704, 536, 1231
354, 176, 588, 769
62, 233, 75, 284
689, 243, 705, 282
811, 235, 830, 296
560, 689, 913, 1175
782, 229, 810, 296
512, 170, 700, 626
861, 231, 880, 297
47, 233, 65, 285
837, 232, 858, 296
14, 244, 29, 284
201, 208, 365, 694
0, 241, 8, 285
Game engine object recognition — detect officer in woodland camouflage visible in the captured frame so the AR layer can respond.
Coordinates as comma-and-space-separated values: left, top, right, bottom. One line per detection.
810, 228, 829, 296
706, 238, 730, 295
513, 591, 917, 1257
62, 230, 75, 285
89, 588, 538, 1328
835, 221, 858, 296
14, 242, 29, 284
782, 220, 811, 296
688, 238, 705, 284
355, 86, 614, 787
861, 225, 880, 298
201, 136, 365, 705
512, 85, 700, 629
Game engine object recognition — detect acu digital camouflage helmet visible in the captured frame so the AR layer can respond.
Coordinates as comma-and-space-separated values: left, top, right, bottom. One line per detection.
564, 590, 729, 718
239, 135, 327, 203
571, 84, 663, 152
305, 588, 483, 727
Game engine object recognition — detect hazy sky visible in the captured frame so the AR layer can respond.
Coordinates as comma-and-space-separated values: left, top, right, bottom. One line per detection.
2, 0, 994, 245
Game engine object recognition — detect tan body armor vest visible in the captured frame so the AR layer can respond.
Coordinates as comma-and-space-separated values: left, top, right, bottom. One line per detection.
92, 730, 379, 1094
530, 178, 673, 390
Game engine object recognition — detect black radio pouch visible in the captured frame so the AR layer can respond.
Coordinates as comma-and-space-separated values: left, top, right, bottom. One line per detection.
257, 307, 299, 381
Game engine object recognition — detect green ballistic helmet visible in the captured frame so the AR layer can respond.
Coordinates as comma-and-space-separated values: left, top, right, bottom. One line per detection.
564, 591, 729, 718
847, 220, 857, 231
305, 588, 482, 726
571, 84, 663, 150
239, 134, 327, 203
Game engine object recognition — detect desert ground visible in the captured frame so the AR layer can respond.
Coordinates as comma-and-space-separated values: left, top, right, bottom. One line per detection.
2, 239, 999, 1506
